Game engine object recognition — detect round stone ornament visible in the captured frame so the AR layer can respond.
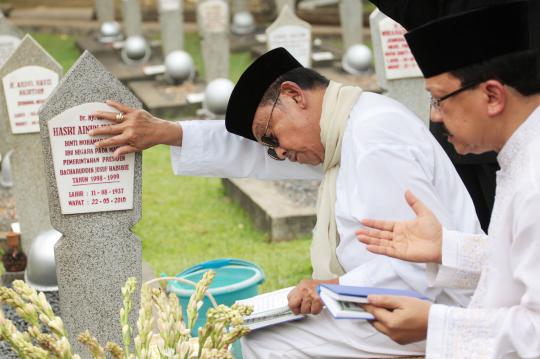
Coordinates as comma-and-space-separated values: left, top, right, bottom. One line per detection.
165, 50, 195, 84
231, 11, 256, 35
342, 44, 373, 74
99, 21, 123, 43
24, 229, 62, 292
204, 78, 234, 115
121, 36, 152, 65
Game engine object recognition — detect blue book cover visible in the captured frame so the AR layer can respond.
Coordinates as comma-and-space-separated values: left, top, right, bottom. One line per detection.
318, 284, 429, 301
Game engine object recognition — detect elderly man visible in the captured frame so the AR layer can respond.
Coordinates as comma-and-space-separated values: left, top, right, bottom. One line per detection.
357, 2, 540, 357
90, 47, 481, 357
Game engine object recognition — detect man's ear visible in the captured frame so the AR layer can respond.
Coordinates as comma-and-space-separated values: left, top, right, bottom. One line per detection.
280, 81, 307, 108
483, 80, 506, 117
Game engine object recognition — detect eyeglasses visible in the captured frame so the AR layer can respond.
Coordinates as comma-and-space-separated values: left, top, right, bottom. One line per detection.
430, 82, 480, 111
260, 92, 285, 161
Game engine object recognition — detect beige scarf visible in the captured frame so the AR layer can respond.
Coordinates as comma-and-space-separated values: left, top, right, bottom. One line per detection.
311, 81, 363, 280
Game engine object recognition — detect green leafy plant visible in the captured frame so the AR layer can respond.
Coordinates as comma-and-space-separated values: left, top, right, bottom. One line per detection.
0, 270, 253, 359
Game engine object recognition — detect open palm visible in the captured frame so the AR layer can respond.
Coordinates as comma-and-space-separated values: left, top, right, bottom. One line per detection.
356, 191, 442, 263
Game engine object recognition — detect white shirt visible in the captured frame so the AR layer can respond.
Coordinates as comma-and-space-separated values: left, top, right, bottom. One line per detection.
171, 92, 482, 307
426, 106, 540, 358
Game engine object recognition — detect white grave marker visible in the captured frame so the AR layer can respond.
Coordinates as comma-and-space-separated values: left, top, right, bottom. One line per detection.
266, 5, 312, 68
370, 10, 430, 124
3, 66, 59, 134
48, 103, 135, 215
378, 17, 422, 80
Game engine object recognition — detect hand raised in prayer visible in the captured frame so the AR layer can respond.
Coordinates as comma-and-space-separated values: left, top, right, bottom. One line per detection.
89, 100, 183, 158
288, 278, 337, 315
362, 295, 431, 345
355, 191, 443, 264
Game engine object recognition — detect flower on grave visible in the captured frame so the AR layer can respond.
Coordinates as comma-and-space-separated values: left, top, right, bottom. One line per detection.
0, 270, 253, 359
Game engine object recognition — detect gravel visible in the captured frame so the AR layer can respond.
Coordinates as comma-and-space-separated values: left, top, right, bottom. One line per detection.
272, 179, 321, 207
0, 186, 17, 236
0, 290, 60, 358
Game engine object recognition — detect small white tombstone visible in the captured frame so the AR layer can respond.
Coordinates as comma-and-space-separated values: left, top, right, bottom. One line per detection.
370, 10, 430, 124
198, 0, 230, 82
339, 0, 363, 50
122, 0, 143, 37
95, 0, 115, 24
275, 0, 296, 14
266, 5, 312, 68
158, 0, 184, 56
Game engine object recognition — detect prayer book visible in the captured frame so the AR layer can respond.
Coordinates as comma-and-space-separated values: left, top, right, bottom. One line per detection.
236, 287, 305, 330
318, 284, 429, 320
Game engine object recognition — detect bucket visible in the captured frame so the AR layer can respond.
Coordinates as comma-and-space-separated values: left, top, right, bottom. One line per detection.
166, 258, 265, 336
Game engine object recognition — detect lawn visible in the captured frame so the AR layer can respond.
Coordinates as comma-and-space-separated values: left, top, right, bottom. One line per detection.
34, 31, 313, 292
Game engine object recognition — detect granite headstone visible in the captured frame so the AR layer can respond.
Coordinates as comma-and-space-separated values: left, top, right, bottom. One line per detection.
339, 0, 363, 50
266, 5, 312, 68
370, 9, 429, 124
0, 14, 24, 157
1, 35, 61, 252
39, 51, 142, 354
122, 0, 143, 37
158, 0, 184, 56
198, 0, 230, 81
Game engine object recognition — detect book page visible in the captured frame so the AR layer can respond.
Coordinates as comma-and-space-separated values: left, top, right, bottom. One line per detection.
237, 287, 294, 314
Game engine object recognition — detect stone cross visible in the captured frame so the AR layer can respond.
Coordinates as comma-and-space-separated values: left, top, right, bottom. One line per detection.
275, 0, 295, 14
158, 0, 184, 57
0, 14, 24, 157
95, 0, 115, 24
198, 0, 230, 81
266, 5, 312, 68
39, 51, 142, 353
122, 0, 143, 37
339, 0, 363, 50
370, 9, 430, 124
1, 35, 62, 252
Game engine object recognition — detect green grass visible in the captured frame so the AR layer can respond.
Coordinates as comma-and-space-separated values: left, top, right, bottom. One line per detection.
33, 32, 312, 292
31, 32, 80, 72
134, 146, 312, 292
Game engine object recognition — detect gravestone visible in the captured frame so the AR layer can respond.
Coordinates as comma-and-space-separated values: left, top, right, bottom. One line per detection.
275, 0, 296, 14
232, 0, 249, 14
266, 5, 312, 68
339, 0, 363, 50
158, 0, 184, 57
0, 14, 23, 157
39, 51, 142, 354
95, 0, 115, 24
370, 9, 430, 124
1, 35, 61, 252
198, 0, 230, 81
122, 0, 143, 37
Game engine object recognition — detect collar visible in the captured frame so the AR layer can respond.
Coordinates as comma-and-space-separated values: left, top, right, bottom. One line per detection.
498, 105, 540, 169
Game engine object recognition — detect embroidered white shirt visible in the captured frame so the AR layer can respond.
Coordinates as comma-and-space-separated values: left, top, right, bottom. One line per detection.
426, 106, 540, 358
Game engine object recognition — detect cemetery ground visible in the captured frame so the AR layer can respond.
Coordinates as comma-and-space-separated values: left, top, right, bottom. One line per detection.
27, 30, 313, 293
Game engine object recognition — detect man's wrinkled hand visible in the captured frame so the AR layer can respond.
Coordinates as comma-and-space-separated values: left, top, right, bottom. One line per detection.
287, 279, 329, 315
89, 100, 182, 158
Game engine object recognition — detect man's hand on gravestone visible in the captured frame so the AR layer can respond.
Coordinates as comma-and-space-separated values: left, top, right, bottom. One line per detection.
89, 100, 183, 158
362, 295, 431, 345
287, 278, 338, 315
355, 190, 443, 264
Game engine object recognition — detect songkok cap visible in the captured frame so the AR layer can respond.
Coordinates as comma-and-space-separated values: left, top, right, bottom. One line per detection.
405, 1, 531, 78
225, 47, 302, 141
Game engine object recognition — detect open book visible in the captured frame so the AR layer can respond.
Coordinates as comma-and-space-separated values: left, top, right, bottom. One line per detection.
236, 287, 305, 330
318, 284, 429, 320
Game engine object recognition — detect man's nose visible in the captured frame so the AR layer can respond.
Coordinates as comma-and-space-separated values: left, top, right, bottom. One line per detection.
430, 107, 443, 123
274, 147, 288, 160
